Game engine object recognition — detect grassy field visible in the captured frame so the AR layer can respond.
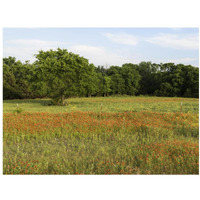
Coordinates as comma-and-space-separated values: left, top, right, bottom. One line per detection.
3, 96, 199, 113
3, 96, 199, 174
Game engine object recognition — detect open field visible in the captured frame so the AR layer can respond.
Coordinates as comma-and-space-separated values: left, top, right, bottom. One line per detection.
3, 96, 199, 113
3, 97, 199, 174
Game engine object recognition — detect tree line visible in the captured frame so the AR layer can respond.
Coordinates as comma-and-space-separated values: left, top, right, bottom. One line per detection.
3, 48, 199, 105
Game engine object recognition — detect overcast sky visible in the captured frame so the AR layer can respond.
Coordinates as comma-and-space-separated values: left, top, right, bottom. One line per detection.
3, 28, 199, 67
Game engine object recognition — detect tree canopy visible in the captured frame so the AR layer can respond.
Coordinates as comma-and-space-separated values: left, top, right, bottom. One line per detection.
33, 48, 97, 105
3, 48, 199, 102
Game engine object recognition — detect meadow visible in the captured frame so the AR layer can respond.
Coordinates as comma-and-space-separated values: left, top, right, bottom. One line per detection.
3, 96, 199, 174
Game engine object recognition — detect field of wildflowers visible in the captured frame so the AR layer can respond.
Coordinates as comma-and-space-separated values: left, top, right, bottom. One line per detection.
3, 97, 199, 174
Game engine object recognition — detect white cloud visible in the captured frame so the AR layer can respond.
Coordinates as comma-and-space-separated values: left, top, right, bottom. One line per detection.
4, 38, 198, 67
104, 33, 138, 45
3, 39, 141, 66
146, 33, 198, 50
70, 45, 105, 58
8, 39, 63, 47
165, 57, 197, 64
4, 39, 65, 62
69, 45, 140, 66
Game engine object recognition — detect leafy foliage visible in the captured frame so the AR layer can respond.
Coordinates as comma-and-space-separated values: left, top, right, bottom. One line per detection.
3, 49, 199, 101
3, 57, 35, 99
33, 48, 98, 105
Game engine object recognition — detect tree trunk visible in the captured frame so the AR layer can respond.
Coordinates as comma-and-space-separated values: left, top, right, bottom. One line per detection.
61, 95, 65, 106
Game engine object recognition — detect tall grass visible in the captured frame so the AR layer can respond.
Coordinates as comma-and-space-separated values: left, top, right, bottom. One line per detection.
3, 106, 199, 175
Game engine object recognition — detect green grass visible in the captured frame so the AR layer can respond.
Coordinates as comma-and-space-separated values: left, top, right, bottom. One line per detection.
3, 96, 199, 113
3, 96, 199, 175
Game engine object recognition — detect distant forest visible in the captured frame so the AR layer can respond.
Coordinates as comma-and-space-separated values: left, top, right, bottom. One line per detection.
3, 48, 199, 103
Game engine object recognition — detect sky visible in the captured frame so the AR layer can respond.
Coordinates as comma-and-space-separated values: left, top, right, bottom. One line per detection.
3, 28, 199, 67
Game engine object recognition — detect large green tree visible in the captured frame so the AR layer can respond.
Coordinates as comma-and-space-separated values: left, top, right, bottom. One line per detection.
33, 48, 97, 105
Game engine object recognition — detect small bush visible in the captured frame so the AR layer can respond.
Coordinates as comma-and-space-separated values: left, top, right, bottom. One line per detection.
49, 97, 66, 106
13, 107, 24, 114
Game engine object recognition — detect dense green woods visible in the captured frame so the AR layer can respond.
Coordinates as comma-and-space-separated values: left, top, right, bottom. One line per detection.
3, 48, 199, 104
